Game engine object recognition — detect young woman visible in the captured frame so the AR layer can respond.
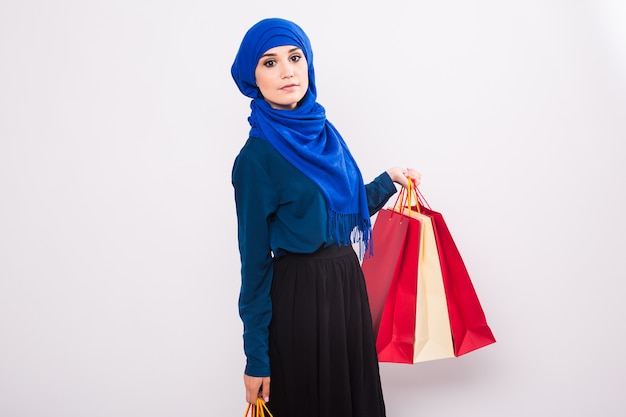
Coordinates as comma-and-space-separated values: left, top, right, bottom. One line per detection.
231, 17, 420, 417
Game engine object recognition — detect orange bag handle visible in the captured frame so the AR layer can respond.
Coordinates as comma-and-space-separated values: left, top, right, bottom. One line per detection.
392, 177, 421, 215
244, 398, 273, 417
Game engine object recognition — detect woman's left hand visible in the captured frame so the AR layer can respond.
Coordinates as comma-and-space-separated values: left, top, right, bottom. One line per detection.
387, 166, 422, 189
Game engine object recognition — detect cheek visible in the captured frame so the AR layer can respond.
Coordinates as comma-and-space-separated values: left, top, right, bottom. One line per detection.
254, 77, 266, 97
255, 69, 276, 92
254, 67, 267, 86
299, 64, 309, 83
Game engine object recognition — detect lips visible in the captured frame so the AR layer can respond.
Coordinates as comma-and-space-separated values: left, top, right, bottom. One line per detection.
281, 83, 298, 90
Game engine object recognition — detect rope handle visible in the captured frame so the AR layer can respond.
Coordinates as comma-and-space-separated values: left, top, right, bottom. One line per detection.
244, 398, 274, 417
391, 178, 425, 217
415, 185, 432, 210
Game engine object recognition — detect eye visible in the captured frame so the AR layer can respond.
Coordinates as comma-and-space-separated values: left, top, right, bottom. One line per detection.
290, 54, 302, 62
263, 59, 276, 68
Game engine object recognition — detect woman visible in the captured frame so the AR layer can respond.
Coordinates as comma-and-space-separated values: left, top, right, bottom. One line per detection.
231, 17, 420, 417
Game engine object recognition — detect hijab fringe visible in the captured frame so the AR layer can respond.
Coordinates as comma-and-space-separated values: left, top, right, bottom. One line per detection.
328, 209, 372, 260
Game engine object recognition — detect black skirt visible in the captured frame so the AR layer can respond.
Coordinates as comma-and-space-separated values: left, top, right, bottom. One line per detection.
267, 245, 386, 417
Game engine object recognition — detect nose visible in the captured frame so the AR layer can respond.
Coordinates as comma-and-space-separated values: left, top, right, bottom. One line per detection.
281, 66, 294, 79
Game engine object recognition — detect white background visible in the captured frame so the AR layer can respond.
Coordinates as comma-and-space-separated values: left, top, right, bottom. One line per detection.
1, 1, 625, 416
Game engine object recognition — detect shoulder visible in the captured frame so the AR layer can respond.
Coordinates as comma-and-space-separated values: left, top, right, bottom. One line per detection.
232, 137, 280, 182
234, 137, 278, 167
236, 137, 274, 159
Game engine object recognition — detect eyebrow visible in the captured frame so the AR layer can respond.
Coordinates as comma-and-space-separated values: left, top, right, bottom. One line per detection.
259, 47, 302, 59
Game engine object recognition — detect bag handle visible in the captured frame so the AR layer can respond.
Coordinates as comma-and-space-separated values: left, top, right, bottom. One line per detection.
244, 398, 274, 417
415, 185, 432, 210
392, 177, 422, 214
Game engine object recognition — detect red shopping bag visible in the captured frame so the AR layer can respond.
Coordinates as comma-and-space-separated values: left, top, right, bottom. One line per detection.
362, 208, 416, 347
370, 209, 421, 363
414, 189, 496, 356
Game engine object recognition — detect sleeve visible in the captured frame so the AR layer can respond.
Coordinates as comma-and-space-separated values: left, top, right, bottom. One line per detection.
231, 145, 277, 377
365, 171, 398, 216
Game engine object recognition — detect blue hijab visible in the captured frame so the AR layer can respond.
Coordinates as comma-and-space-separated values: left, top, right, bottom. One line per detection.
231, 17, 371, 253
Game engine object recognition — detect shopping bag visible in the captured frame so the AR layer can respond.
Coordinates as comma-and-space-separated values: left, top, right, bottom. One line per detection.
363, 184, 455, 363
414, 188, 496, 356
401, 206, 455, 363
244, 398, 273, 417
362, 207, 418, 362
361, 208, 419, 362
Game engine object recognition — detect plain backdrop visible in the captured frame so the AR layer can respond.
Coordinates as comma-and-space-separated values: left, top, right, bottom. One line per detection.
1, 1, 625, 416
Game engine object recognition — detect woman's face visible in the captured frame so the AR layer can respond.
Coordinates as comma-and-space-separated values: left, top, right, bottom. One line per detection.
255, 45, 308, 110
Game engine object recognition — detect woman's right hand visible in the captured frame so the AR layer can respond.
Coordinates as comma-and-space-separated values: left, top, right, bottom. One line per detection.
244, 373, 271, 404
387, 166, 422, 189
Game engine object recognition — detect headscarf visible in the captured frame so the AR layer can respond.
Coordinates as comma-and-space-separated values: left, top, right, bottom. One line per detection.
231, 17, 371, 253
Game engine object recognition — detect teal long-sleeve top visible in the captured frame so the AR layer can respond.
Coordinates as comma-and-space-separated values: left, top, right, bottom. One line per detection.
232, 136, 397, 377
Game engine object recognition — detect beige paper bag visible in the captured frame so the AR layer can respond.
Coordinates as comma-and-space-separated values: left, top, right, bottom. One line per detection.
404, 208, 455, 362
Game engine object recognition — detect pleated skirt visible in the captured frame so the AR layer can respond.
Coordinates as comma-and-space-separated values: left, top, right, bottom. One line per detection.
266, 245, 386, 417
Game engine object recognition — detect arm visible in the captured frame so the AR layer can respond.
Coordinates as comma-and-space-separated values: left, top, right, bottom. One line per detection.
365, 172, 397, 216
232, 144, 277, 403
365, 167, 422, 216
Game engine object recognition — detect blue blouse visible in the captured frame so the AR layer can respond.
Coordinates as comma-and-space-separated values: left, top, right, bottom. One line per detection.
232, 136, 397, 376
